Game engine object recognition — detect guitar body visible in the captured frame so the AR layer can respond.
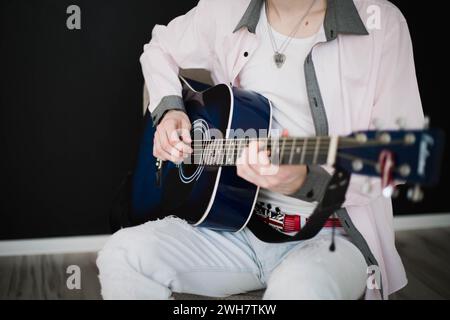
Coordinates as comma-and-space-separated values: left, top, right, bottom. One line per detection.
130, 78, 444, 232
131, 78, 272, 232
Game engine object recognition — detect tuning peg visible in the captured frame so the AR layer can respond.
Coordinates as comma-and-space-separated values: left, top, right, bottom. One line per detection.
352, 159, 364, 172
423, 116, 430, 129
379, 132, 391, 143
407, 185, 424, 202
355, 133, 368, 143
396, 118, 406, 130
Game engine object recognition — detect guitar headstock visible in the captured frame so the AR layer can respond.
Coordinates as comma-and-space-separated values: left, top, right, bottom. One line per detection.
336, 128, 445, 201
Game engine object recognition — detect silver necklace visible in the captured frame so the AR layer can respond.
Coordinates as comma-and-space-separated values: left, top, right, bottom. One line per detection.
265, 0, 318, 68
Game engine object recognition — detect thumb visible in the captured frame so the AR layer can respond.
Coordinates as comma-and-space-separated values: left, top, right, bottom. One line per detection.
179, 117, 192, 143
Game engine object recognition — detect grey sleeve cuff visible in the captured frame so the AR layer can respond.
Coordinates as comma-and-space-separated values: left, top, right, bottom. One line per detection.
151, 95, 187, 126
289, 165, 332, 202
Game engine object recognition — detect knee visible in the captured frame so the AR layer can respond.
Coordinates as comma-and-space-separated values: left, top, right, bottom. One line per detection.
263, 236, 367, 300
97, 226, 146, 276
96, 220, 178, 279
264, 259, 339, 300
96, 220, 182, 299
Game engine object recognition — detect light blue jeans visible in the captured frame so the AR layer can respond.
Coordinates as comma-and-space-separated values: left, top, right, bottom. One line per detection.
97, 216, 367, 299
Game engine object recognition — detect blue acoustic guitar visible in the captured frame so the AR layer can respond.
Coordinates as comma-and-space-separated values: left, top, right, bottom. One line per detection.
130, 76, 445, 232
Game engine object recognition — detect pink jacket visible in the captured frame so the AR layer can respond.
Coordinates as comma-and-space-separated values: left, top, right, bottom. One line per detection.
140, 0, 424, 299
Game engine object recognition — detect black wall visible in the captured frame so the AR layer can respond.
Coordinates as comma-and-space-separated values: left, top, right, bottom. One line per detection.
0, 0, 448, 240
0, 0, 197, 239
389, 0, 449, 215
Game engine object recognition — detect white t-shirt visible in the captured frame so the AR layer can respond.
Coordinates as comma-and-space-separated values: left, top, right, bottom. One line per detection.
239, 3, 327, 222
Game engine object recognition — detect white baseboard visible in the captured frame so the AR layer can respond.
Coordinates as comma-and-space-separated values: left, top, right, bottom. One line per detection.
1, 213, 449, 257
393, 213, 450, 231
0, 235, 110, 257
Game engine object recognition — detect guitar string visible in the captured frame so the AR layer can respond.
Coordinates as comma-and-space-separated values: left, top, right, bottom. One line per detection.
191, 152, 391, 167
187, 149, 401, 166
189, 149, 403, 165
187, 141, 406, 155
171, 138, 407, 164
188, 144, 405, 154
188, 139, 405, 147
188, 138, 368, 145
187, 136, 398, 142
196, 154, 396, 175
187, 145, 405, 165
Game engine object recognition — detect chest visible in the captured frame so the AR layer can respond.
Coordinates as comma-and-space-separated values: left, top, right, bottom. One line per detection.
216, 31, 378, 135
239, 14, 325, 91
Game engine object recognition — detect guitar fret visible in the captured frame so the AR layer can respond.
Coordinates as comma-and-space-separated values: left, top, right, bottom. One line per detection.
200, 140, 206, 165
192, 140, 201, 165
216, 139, 221, 165
208, 140, 215, 165
197, 136, 332, 166
229, 141, 234, 165
208, 140, 213, 165
270, 138, 280, 165
237, 139, 244, 164
226, 140, 233, 165
300, 138, 308, 164
207, 140, 212, 165
320, 137, 332, 164
222, 140, 227, 165
289, 137, 296, 165
280, 138, 286, 164
313, 137, 321, 164
214, 139, 222, 165
232, 140, 236, 165
204, 140, 210, 165
217, 139, 224, 165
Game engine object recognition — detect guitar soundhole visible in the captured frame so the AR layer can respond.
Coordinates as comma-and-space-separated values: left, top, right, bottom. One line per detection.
162, 167, 196, 211
181, 164, 198, 177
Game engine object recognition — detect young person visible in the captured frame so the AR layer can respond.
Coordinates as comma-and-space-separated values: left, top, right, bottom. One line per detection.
97, 0, 424, 299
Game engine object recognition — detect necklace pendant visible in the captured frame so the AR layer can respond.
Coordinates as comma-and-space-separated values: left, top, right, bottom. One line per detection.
273, 52, 286, 68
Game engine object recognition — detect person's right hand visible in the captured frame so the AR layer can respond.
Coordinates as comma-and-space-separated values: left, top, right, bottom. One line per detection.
153, 110, 192, 163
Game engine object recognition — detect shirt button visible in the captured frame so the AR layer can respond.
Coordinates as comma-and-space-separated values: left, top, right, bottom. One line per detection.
243, 51, 249, 57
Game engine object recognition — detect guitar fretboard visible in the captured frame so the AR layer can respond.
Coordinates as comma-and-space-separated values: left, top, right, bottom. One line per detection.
188, 137, 338, 166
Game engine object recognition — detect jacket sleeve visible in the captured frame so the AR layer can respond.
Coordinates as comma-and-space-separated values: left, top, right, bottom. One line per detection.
139, 0, 216, 126
291, 7, 424, 206
344, 8, 424, 207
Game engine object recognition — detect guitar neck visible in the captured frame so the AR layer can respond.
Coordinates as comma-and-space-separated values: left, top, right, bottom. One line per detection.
190, 136, 339, 167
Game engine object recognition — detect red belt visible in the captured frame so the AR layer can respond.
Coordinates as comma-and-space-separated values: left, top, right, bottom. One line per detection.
257, 213, 342, 233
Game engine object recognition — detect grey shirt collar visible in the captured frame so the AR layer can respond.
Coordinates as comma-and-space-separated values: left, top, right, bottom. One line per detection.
233, 0, 368, 41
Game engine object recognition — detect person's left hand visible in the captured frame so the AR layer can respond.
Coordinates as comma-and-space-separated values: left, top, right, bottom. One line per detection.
236, 139, 308, 195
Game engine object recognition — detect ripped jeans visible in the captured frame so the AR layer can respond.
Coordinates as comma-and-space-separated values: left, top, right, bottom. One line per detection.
96, 216, 367, 299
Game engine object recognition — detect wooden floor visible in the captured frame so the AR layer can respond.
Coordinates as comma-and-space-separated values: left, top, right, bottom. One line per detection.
1, 227, 449, 300
391, 227, 450, 299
